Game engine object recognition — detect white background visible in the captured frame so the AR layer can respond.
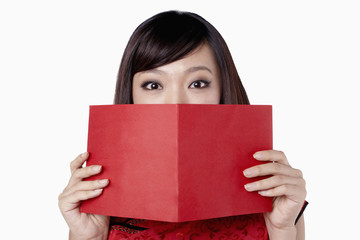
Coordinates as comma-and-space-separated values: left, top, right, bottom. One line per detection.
1, 1, 359, 239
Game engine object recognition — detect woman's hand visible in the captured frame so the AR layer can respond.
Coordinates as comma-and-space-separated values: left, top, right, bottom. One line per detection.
243, 150, 306, 239
58, 152, 110, 240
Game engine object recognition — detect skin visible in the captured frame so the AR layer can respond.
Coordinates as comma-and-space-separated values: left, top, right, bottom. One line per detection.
58, 43, 306, 240
132, 43, 221, 104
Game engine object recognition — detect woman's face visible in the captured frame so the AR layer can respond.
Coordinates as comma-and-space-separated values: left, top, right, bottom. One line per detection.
132, 43, 221, 104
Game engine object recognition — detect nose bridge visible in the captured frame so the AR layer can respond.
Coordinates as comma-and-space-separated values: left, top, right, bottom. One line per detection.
165, 83, 189, 104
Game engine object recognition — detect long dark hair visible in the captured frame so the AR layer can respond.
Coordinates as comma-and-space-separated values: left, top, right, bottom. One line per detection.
114, 10, 249, 104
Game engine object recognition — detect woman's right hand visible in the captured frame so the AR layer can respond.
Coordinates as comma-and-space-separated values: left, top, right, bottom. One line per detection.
58, 152, 110, 240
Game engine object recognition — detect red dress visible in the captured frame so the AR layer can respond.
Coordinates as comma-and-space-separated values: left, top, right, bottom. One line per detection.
108, 213, 268, 240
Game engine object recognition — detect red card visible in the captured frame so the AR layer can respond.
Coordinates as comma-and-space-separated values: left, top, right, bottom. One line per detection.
81, 104, 273, 222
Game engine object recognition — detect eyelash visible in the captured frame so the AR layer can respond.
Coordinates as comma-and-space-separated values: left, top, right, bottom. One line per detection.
141, 81, 162, 90
141, 80, 211, 90
189, 80, 210, 89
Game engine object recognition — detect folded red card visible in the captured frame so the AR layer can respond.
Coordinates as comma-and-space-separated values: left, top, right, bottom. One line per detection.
81, 104, 273, 222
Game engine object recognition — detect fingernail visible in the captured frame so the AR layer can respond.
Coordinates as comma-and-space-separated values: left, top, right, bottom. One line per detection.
93, 189, 103, 194
92, 165, 102, 172
253, 152, 262, 159
98, 179, 108, 185
244, 183, 256, 191
258, 190, 267, 196
81, 152, 88, 158
243, 169, 252, 177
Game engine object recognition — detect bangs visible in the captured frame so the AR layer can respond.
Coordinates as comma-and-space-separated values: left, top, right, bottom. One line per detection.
131, 11, 207, 73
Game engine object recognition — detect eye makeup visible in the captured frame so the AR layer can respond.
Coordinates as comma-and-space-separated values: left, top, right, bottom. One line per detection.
141, 81, 163, 90
189, 80, 211, 89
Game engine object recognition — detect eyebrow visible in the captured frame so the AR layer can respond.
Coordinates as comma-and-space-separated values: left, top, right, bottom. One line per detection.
186, 66, 213, 74
138, 65, 213, 75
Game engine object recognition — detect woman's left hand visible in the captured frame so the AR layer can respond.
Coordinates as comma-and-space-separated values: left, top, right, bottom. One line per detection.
243, 150, 306, 237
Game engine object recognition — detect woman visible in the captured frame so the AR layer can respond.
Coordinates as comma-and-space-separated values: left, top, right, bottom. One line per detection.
58, 10, 307, 240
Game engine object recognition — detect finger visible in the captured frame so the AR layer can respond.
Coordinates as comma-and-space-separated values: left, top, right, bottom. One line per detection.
244, 175, 305, 192
64, 179, 109, 197
67, 165, 103, 188
59, 188, 104, 213
258, 184, 306, 202
70, 152, 89, 174
244, 162, 303, 178
253, 150, 289, 165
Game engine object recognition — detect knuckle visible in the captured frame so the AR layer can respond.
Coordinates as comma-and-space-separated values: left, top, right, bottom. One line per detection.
70, 153, 86, 172
85, 191, 93, 198
272, 162, 281, 171
70, 160, 81, 173
256, 180, 264, 189
74, 190, 84, 200
266, 188, 274, 195
278, 150, 285, 156
58, 193, 63, 202
70, 160, 76, 171
274, 175, 284, 183
58, 192, 68, 208
300, 178, 306, 188
277, 150, 288, 162
255, 165, 263, 175
93, 180, 100, 188
73, 167, 89, 179
71, 168, 82, 179
84, 165, 96, 177
295, 169, 303, 178
281, 184, 290, 192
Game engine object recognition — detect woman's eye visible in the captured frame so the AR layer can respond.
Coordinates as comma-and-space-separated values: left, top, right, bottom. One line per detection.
189, 80, 210, 89
141, 81, 162, 90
